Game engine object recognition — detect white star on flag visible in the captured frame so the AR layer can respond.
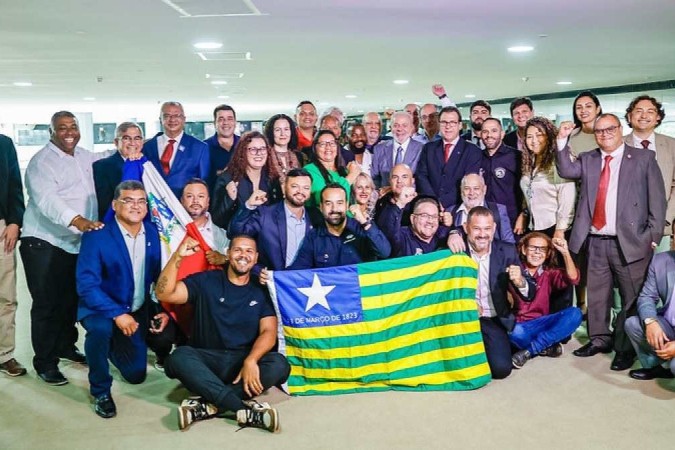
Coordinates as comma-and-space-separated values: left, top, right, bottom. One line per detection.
297, 273, 336, 312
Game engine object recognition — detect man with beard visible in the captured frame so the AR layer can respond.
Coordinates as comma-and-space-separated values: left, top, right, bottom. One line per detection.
180, 178, 229, 258
204, 105, 239, 192
463, 206, 534, 379
479, 117, 522, 226
295, 100, 318, 150
289, 184, 390, 269
381, 196, 450, 257
371, 112, 424, 188
229, 168, 321, 273
461, 100, 491, 150
446, 173, 515, 252
346, 124, 372, 174
504, 98, 534, 151
157, 235, 290, 433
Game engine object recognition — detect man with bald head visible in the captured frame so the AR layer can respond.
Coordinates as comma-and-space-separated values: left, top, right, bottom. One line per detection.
557, 113, 666, 371
371, 112, 424, 188
375, 163, 417, 231
446, 173, 514, 252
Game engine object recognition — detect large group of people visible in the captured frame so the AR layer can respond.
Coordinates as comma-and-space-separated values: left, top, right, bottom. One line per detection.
1, 86, 674, 434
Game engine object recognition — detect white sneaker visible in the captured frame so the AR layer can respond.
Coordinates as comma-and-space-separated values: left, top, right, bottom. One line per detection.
236, 400, 279, 433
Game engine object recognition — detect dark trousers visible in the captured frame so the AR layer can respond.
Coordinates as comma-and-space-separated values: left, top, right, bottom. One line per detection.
165, 347, 290, 413
81, 304, 176, 397
20, 237, 79, 372
479, 317, 512, 379
586, 236, 650, 353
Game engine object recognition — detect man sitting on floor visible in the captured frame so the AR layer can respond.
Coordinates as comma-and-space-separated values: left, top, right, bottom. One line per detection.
156, 234, 290, 433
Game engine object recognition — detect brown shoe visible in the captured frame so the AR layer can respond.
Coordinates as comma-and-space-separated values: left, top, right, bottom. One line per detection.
0, 358, 28, 377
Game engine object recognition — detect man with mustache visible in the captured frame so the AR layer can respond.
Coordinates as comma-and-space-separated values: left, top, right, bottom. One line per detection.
346, 124, 372, 174
156, 235, 290, 433
461, 100, 491, 150
463, 206, 535, 379
289, 184, 391, 269
229, 168, 321, 273
180, 178, 229, 259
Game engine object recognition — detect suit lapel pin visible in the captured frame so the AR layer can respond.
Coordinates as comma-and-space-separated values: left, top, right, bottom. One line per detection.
179, 145, 185, 152
627, 154, 632, 159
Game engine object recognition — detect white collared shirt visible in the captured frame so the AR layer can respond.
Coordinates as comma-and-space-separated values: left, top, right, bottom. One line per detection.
115, 219, 146, 312
592, 145, 624, 236
22, 142, 113, 253
195, 212, 229, 253
631, 132, 656, 154
158, 131, 184, 169
469, 246, 495, 318
391, 137, 412, 166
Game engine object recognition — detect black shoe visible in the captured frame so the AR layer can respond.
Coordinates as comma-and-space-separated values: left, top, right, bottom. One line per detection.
572, 342, 612, 357
511, 349, 531, 369
629, 366, 675, 380
38, 369, 68, 386
539, 343, 564, 358
59, 349, 87, 365
610, 352, 636, 371
94, 394, 117, 419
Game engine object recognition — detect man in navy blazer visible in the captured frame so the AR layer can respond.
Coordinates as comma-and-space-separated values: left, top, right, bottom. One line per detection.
463, 206, 535, 379
371, 112, 424, 188
229, 168, 321, 273
625, 250, 675, 380
93, 122, 144, 220
143, 102, 210, 199
77, 180, 172, 418
416, 106, 483, 209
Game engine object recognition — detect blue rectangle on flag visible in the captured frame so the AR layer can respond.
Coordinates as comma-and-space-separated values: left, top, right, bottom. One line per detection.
273, 265, 362, 328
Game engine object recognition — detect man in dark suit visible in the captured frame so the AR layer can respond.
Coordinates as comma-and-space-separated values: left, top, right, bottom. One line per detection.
461, 100, 491, 150
142, 101, 210, 199
503, 97, 534, 151
229, 168, 321, 274
0, 134, 27, 377
93, 122, 144, 221
77, 180, 172, 418
416, 106, 483, 209
463, 206, 535, 379
371, 112, 424, 188
557, 113, 666, 371
625, 250, 675, 380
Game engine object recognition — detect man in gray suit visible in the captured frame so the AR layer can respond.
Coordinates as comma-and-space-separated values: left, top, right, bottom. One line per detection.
623, 95, 675, 253
371, 112, 423, 188
625, 249, 675, 380
557, 113, 666, 371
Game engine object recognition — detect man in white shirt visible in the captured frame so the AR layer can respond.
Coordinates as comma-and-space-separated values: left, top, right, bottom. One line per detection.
20, 111, 111, 385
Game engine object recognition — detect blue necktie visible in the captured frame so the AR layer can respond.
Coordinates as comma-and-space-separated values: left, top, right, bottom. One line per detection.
395, 146, 403, 165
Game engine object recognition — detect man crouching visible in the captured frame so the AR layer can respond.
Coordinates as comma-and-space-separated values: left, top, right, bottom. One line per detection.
156, 234, 290, 432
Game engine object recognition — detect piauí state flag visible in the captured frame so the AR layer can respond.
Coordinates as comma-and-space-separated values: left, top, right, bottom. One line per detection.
267, 250, 491, 396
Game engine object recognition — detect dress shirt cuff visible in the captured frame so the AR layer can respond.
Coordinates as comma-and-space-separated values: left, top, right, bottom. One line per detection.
61, 208, 82, 229
556, 139, 568, 152
517, 282, 529, 297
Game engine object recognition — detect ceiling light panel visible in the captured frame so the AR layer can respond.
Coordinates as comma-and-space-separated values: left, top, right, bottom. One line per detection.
196, 51, 252, 61
162, 0, 264, 17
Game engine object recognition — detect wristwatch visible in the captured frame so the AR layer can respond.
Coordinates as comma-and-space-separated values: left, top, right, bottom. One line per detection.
644, 318, 657, 326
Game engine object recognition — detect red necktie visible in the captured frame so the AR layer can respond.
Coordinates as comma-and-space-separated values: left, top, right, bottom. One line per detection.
444, 143, 453, 163
160, 139, 176, 175
640, 140, 650, 149
592, 155, 612, 230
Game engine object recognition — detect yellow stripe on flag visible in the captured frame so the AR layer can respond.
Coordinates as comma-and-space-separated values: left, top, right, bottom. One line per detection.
360, 276, 477, 311
358, 253, 477, 287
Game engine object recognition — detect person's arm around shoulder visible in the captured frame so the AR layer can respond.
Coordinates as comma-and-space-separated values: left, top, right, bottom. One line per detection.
155, 237, 198, 304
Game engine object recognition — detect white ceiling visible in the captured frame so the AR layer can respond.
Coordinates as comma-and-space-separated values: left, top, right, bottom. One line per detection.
2, 0, 675, 121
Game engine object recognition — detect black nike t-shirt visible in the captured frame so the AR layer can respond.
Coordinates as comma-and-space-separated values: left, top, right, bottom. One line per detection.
183, 270, 276, 351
